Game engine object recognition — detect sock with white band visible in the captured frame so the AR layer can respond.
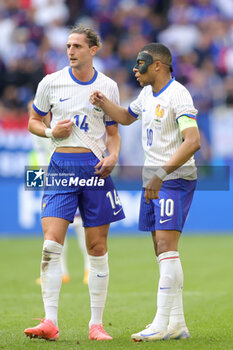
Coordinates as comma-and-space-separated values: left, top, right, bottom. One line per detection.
41, 240, 63, 326
88, 252, 109, 327
151, 251, 180, 331
168, 255, 186, 330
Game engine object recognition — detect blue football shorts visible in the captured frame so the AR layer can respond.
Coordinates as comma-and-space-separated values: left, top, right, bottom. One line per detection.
139, 178, 197, 232
41, 152, 125, 227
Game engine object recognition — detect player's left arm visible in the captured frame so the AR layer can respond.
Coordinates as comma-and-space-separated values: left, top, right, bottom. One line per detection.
163, 125, 201, 173
145, 122, 200, 203
94, 123, 121, 178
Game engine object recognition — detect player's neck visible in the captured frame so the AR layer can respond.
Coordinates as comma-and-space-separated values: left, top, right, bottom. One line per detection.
71, 67, 95, 82
152, 75, 172, 95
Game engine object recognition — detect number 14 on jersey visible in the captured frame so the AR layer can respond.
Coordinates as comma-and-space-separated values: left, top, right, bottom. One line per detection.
73, 114, 89, 132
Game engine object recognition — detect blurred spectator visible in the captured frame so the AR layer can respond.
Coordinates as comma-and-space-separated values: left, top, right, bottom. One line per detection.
31, 0, 69, 26
158, 22, 200, 56
213, 0, 233, 19
187, 68, 213, 142
211, 86, 233, 164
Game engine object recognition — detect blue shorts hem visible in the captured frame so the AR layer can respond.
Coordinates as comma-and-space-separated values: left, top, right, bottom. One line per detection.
138, 225, 182, 232
83, 212, 125, 227
41, 211, 125, 227
41, 213, 74, 223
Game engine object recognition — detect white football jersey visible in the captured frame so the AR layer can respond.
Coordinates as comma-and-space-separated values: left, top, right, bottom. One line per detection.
128, 78, 198, 185
33, 66, 119, 153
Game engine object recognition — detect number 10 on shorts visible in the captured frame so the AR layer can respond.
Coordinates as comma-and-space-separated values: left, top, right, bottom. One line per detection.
159, 198, 174, 217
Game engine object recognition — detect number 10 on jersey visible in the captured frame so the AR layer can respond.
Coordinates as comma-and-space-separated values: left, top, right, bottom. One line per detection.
147, 128, 153, 146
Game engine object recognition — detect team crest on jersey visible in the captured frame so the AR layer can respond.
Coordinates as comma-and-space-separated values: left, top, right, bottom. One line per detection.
155, 104, 164, 118
93, 106, 104, 118
154, 104, 164, 124
94, 106, 102, 112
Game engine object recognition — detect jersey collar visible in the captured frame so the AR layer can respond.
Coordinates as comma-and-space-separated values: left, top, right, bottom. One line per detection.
152, 77, 175, 97
69, 67, 98, 85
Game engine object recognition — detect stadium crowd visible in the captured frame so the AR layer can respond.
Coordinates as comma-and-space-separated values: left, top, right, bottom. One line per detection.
0, 0, 233, 167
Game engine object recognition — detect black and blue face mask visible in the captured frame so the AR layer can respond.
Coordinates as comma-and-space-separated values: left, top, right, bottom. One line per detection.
134, 52, 154, 74
134, 51, 173, 74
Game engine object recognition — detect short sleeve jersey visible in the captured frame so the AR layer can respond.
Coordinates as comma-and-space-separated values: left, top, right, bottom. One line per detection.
128, 78, 198, 185
33, 67, 119, 153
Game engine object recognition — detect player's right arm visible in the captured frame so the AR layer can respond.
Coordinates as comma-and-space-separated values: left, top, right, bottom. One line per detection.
28, 76, 73, 139
90, 91, 136, 125
28, 108, 73, 139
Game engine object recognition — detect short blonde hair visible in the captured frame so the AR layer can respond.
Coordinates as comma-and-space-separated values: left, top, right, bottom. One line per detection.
70, 24, 102, 49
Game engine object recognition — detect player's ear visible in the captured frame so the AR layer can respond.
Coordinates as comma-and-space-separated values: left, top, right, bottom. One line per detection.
154, 61, 161, 72
90, 46, 98, 56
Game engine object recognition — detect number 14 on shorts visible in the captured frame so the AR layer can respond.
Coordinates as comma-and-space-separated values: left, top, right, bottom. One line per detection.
106, 190, 122, 215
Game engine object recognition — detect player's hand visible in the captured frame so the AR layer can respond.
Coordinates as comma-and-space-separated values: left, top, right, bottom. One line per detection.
52, 119, 74, 138
144, 175, 163, 203
94, 154, 117, 178
90, 90, 105, 107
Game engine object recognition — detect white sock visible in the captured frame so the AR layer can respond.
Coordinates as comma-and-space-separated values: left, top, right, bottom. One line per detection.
60, 237, 69, 276
168, 256, 186, 330
41, 240, 63, 327
88, 252, 109, 327
151, 251, 180, 331
73, 216, 90, 271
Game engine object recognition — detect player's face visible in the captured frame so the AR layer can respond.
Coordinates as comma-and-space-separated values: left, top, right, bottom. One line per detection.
133, 61, 157, 87
67, 33, 97, 69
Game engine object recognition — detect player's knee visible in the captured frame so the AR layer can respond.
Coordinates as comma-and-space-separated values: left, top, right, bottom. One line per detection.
43, 231, 64, 245
87, 242, 107, 256
156, 238, 170, 256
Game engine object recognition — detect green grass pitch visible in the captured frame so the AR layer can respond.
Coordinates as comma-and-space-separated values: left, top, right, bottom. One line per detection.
0, 234, 233, 350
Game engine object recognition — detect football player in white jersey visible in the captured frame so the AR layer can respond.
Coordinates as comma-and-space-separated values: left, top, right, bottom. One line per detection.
24, 25, 125, 342
90, 42, 200, 342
